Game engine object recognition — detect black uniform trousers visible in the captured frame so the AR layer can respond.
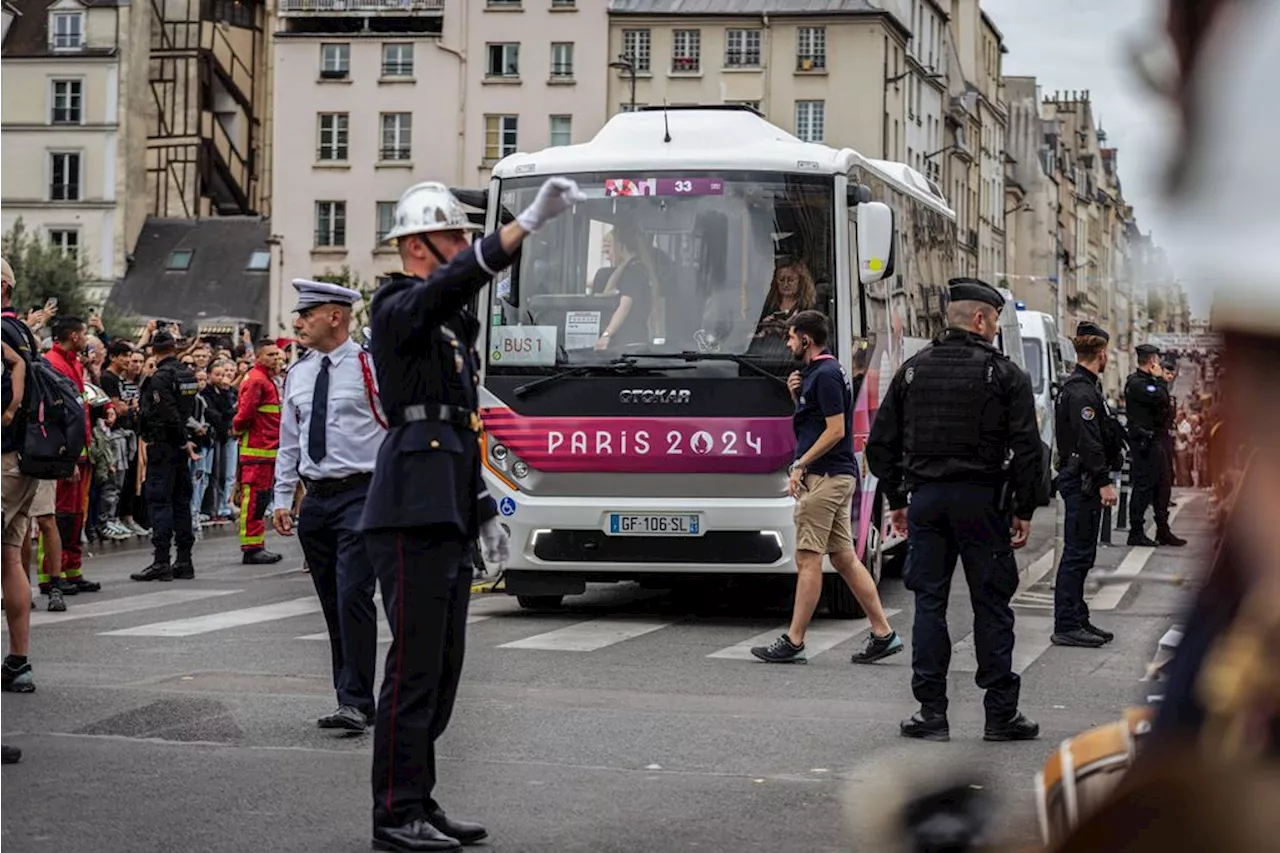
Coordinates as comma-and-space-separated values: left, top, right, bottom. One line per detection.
903, 481, 1020, 721
1128, 441, 1171, 533
1053, 469, 1102, 634
366, 527, 472, 828
297, 479, 378, 718
145, 443, 195, 565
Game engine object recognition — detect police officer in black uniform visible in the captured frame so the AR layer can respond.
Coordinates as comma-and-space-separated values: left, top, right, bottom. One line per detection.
360, 176, 584, 852
867, 278, 1042, 744
1050, 322, 1124, 649
131, 329, 200, 582
1124, 343, 1187, 547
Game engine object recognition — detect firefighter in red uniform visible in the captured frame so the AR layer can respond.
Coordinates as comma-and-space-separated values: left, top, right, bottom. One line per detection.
232, 339, 283, 564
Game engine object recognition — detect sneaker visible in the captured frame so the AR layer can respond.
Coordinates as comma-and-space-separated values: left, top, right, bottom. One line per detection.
127, 521, 150, 537
1051, 628, 1106, 648
131, 562, 174, 582
107, 522, 133, 540
850, 630, 904, 664
1083, 622, 1115, 643
45, 578, 77, 596
172, 561, 195, 580
984, 711, 1040, 742
900, 710, 950, 742
46, 587, 67, 612
1, 659, 35, 693
64, 577, 101, 593
242, 549, 283, 565
750, 633, 807, 664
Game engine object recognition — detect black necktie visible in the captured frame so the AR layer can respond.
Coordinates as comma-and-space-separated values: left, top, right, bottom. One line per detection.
309, 356, 330, 463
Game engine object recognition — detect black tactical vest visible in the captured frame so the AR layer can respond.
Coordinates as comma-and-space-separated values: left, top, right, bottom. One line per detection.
902, 339, 1003, 466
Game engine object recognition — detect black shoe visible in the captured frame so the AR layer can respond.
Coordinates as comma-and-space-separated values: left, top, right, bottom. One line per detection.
426, 809, 488, 846
1083, 621, 1114, 643
131, 562, 174, 582
242, 549, 283, 565
1, 659, 35, 693
45, 586, 67, 612
51, 578, 79, 596
64, 577, 101, 593
850, 630, 905, 664
900, 710, 950, 742
372, 819, 461, 851
749, 633, 807, 664
1127, 534, 1158, 547
984, 711, 1040, 742
1, 744, 20, 764
317, 704, 368, 732
1155, 530, 1188, 547
172, 562, 195, 580
1051, 628, 1106, 648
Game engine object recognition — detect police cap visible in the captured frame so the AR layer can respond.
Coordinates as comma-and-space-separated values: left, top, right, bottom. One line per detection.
1135, 343, 1162, 360
1075, 321, 1110, 342
151, 329, 177, 350
292, 278, 361, 313
947, 277, 1005, 310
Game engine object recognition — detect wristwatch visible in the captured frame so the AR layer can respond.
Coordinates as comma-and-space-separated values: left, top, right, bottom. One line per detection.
789, 461, 805, 475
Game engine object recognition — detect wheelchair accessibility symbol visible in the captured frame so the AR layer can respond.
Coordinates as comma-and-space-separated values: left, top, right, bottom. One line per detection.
499, 497, 517, 517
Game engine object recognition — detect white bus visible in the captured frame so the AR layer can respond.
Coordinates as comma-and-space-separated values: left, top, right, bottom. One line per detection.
474, 105, 955, 616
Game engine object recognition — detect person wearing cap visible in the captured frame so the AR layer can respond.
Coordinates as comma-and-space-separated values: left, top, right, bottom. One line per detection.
130, 328, 201, 581
359, 176, 583, 852
867, 277, 1042, 744
271, 279, 383, 734
1050, 322, 1124, 649
1124, 342, 1186, 547
231, 337, 285, 565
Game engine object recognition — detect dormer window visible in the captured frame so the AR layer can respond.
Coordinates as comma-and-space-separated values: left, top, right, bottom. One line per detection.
50, 11, 83, 51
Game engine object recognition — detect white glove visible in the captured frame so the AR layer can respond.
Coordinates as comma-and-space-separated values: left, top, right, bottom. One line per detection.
479, 517, 510, 570
515, 177, 586, 234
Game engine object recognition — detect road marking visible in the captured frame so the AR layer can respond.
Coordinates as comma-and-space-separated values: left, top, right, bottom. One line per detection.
2, 589, 243, 631
1016, 548, 1057, 595
1090, 500, 1188, 611
100, 596, 322, 637
951, 614, 1055, 675
498, 616, 673, 652
706, 608, 903, 661
294, 592, 512, 641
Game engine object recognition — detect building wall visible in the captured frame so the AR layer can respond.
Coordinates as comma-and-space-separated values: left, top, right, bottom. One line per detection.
1003, 76, 1059, 318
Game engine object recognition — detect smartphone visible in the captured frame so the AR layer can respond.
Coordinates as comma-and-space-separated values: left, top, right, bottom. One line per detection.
45, 297, 58, 311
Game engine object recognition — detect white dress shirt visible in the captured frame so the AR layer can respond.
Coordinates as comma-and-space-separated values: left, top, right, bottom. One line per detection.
273, 337, 386, 508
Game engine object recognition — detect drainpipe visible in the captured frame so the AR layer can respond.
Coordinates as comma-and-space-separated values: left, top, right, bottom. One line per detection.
435, 8, 468, 186
761, 14, 770, 113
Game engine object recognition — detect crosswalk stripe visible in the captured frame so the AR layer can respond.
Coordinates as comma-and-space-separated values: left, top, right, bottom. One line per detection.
294, 596, 507, 641
100, 596, 322, 637
498, 615, 672, 652
2, 589, 243, 631
707, 607, 903, 660
1090, 500, 1188, 611
950, 614, 1056, 675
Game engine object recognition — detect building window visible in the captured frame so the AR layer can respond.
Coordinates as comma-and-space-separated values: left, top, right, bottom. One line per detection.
49, 152, 80, 201
376, 201, 396, 244
795, 100, 825, 143
167, 249, 194, 271
246, 249, 270, 271
50, 12, 83, 50
320, 43, 350, 79
550, 42, 574, 78
621, 29, 650, 72
551, 0, 574, 6
48, 229, 79, 260
484, 114, 518, 161
725, 29, 761, 67
486, 43, 520, 78
317, 113, 349, 161
549, 115, 572, 147
315, 201, 347, 248
797, 27, 826, 70
50, 80, 82, 124
671, 29, 700, 73
382, 43, 413, 77
486, 0, 521, 6
380, 113, 412, 161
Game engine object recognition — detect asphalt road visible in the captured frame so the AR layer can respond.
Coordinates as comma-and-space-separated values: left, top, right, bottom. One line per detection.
1, 495, 1209, 852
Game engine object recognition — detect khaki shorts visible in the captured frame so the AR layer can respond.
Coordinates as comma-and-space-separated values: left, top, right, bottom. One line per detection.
793, 472, 857, 555
30, 478, 56, 519
1, 452, 38, 548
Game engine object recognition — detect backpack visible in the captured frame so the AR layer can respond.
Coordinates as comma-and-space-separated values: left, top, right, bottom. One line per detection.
16, 355, 87, 479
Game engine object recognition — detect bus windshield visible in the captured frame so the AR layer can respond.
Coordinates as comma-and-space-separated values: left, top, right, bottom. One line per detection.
487, 171, 835, 376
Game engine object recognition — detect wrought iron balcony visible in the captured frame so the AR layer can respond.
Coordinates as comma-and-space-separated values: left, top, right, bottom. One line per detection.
279, 0, 443, 15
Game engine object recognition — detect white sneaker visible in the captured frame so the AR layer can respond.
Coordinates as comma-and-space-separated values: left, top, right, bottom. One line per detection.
128, 521, 150, 536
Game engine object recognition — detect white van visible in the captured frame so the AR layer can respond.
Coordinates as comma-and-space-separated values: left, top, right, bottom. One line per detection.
1016, 307, 1071, 503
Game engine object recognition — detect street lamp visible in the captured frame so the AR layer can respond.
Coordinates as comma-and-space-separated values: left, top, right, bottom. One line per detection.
609, 54, 637, 111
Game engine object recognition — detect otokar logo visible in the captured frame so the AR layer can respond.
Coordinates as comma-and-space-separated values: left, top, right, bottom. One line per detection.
618, 389, 691, 404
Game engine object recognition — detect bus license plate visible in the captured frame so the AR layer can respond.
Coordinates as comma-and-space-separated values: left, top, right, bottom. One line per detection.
606, 513, 702, 537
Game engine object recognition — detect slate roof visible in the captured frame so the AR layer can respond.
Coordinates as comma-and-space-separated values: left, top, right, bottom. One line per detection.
110, 217, 272, 335
608, 0, 880, 14
2, 0, 121, 59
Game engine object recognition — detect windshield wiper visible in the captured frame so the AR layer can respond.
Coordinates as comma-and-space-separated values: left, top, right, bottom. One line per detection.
627, 351, 791, 390
512, 357, 693, 398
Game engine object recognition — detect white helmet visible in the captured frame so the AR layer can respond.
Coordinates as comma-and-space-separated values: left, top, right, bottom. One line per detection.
382, 181, 481, 243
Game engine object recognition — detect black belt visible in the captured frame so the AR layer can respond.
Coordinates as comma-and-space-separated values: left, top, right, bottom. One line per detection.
302, 472, 372, 498
390, 403, 482, 433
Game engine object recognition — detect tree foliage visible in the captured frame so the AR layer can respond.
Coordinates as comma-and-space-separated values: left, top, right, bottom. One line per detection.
2, 218, 93, 317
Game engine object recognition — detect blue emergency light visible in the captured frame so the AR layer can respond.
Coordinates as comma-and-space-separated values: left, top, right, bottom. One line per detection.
1015, 301, 1027, 311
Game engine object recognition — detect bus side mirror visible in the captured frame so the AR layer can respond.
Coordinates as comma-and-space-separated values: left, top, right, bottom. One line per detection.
857, 201, 894, 285
1050, 380, 1061, 401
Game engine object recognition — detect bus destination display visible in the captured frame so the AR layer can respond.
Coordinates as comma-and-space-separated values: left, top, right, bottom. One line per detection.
603, 178, 724, 197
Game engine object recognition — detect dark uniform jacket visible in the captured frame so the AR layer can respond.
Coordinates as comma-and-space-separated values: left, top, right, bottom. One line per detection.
1124, 369, 1172, 449
359, 231, 509, 536
139, 356, 199, 447
866, 328, 1042, 521
1054, 364, 1111, 493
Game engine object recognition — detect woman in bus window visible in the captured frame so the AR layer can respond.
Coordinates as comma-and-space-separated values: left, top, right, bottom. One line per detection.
594, 224, 656, 351
753, 258, 817, 341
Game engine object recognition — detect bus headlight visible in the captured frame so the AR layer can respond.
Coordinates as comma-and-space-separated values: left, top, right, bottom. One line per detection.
511, 460, 529, 479
491, 443, 509, 469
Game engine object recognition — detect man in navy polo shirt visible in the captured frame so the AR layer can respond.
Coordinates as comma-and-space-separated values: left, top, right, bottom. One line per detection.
752, 310, 902, 665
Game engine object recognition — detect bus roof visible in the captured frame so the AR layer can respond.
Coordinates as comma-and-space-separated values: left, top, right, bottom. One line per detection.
491, 106, 954, 220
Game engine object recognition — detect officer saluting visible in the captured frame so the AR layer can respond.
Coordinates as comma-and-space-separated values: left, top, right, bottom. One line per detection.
866, 278, 1042, 744
1050, 322, 1123, 649
361, 176, 584, 852
1124, 343, 1186, 547
272, 279, 384, 733
131, 329, 200, 582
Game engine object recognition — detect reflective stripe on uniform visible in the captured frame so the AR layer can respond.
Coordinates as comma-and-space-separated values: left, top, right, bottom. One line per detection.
239, 486, 265, 546
258, 404, 280, 414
